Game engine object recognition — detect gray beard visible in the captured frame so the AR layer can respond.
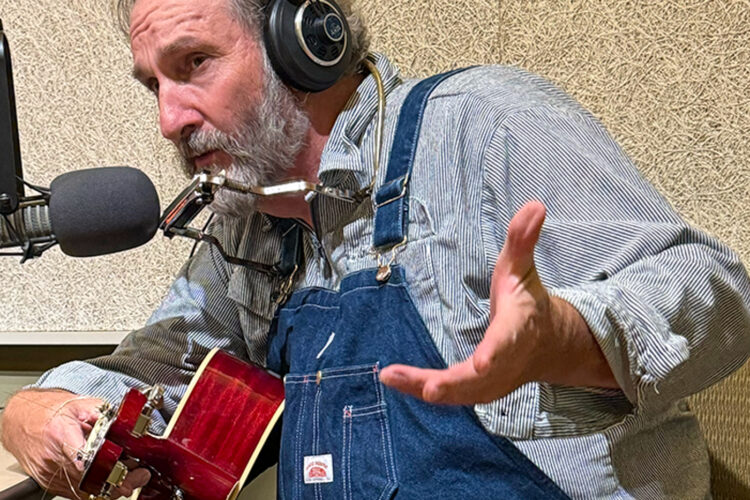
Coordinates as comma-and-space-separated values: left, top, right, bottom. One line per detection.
176, 58, 309, 218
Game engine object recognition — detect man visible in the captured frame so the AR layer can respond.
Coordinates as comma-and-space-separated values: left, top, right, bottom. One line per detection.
2, 0, 750, 498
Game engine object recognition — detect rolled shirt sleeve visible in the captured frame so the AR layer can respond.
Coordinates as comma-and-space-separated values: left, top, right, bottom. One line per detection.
484, 104, 750, 411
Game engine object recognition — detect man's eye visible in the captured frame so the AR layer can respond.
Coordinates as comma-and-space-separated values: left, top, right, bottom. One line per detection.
190, 55, 207, 69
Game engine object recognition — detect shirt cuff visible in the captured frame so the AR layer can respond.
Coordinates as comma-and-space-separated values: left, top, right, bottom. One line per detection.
548, 285, 643, 406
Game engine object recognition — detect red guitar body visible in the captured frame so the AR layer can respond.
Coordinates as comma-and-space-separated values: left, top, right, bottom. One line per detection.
79, 349, 284, 500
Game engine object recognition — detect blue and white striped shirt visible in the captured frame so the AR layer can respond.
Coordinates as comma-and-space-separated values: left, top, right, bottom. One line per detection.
36, 54, 750, 498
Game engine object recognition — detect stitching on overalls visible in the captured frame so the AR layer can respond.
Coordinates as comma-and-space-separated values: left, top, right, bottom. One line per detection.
293, 377, 310, 499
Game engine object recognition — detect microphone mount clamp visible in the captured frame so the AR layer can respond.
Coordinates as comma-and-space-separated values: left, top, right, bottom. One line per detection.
160, 170, 363, 276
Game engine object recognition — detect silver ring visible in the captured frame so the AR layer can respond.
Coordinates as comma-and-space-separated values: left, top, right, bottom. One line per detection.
294, 0, 348, 68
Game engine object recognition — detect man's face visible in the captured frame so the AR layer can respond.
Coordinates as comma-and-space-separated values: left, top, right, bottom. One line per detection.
130, 0, 309, 216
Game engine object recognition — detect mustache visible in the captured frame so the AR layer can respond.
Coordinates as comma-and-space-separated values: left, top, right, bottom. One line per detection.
176, 127, 253, 163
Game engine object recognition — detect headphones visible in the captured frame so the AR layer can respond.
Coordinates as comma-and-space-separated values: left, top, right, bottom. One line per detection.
264, 0, 353, 93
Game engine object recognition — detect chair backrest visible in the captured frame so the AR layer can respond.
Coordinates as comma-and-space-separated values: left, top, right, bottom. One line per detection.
692, 365, 750, 498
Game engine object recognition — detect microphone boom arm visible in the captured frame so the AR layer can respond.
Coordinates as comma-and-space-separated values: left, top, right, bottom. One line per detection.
222, 177, 364, 203
159, 170, 365, 276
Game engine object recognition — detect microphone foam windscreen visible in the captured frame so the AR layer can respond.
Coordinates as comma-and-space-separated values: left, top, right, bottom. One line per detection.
49, 167, 160, 257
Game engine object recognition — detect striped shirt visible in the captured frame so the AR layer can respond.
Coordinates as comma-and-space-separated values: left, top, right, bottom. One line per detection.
35, 54, 750, 498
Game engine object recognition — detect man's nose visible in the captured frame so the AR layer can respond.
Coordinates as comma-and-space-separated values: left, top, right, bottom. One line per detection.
158, 84, 202, 144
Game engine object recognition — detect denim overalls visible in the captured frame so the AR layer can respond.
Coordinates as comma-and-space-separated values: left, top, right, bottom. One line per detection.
267, 70, 569, 499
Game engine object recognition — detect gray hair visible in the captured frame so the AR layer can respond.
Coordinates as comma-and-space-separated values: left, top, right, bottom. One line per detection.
114, 0, 370, 76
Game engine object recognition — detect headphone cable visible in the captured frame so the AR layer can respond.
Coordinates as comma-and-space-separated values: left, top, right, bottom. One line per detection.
361, 55, 386, 198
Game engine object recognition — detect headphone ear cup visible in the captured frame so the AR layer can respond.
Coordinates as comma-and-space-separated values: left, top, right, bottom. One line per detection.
264, 0, 352, 92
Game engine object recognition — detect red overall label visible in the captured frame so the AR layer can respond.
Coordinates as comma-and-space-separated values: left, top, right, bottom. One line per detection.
304, 454, 334, 484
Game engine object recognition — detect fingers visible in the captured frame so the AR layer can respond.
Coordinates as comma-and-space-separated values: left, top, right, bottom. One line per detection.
3, 392, 110, 500
379, 364, 444, 401
31, 400, 101, 497
380, 360, 505, 405
33, 461, 84, 500
113, 468, 152, 498
44, 464, 151, 500
491, 201, 546, 312
46, 399, 149, 500
58, 426, 88, 467
34, 430, 86, 498
42, 461, 151, 499
502, 200, 546, 265
72, 400, 104, 425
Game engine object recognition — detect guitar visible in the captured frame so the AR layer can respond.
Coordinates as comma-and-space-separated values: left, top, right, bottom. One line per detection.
78, 349, 284, 500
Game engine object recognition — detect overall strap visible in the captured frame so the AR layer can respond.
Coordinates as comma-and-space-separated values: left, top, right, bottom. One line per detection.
373, 67, 472, 250
277, 218, 302, 277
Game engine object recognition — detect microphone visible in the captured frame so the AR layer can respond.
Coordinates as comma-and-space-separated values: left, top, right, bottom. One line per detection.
0, 25, 159, 260
0, 167, 160, 258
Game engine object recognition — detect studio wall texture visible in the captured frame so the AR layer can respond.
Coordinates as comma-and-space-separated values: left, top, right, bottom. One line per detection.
1, 0, 748, 496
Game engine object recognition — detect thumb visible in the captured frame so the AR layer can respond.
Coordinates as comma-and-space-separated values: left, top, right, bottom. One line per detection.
491, 202, 546, 314
114, 468, 152, 498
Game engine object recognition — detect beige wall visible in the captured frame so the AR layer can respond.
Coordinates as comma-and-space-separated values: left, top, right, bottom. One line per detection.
0, 0, 748, 496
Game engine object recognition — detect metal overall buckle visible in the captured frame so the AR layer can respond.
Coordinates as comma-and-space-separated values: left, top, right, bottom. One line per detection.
274, 264, 299, 305
374, 237, 407, 283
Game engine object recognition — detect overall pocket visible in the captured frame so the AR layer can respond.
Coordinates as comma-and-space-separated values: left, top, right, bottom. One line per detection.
279, 364, 398, 500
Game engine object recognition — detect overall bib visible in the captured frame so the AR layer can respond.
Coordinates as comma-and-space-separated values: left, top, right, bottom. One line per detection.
267, 70, 570, 500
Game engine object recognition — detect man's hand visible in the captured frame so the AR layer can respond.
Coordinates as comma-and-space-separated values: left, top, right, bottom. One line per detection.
1, 389, 150, 499
380, 201, 618, 405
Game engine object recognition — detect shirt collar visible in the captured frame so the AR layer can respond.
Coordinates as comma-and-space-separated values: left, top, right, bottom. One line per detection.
317, 53, 403, 190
